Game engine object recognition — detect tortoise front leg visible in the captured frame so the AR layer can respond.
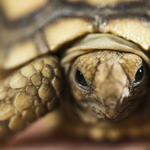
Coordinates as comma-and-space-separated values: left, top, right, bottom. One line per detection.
0, 56, 63, 141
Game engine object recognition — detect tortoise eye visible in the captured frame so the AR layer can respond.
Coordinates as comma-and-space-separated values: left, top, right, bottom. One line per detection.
135, 66, 144, 82
75, 69, 88, 87
133, 65, 145, 87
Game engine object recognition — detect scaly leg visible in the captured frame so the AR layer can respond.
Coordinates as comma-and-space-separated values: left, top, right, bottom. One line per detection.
0, 56, 63, 141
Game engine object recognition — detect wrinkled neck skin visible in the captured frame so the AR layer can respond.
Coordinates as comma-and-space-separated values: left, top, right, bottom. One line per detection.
68, 50, 149, 123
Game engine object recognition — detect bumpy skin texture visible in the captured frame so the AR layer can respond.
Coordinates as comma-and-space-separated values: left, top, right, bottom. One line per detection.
0, 56, 62, 140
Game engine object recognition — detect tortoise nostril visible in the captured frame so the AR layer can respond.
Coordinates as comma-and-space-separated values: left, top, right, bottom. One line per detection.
103, 97, 120, 108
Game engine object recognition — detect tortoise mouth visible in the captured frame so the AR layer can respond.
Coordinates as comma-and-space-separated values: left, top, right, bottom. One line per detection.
74, 94, 146, 122
90, 103, 133, 122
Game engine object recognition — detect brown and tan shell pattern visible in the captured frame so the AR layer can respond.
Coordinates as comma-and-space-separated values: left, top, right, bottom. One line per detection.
0, 0, 150, 143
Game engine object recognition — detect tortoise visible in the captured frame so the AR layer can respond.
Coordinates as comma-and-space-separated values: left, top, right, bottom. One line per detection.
0, 0, 150, 142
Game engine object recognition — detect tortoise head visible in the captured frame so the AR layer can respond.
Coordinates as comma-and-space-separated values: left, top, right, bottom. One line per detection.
62, 34, 150, 121
69, 50, 148, 121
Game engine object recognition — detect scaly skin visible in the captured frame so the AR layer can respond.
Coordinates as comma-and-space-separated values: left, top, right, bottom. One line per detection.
0, 56, 62, 140
0, 50, 149, 142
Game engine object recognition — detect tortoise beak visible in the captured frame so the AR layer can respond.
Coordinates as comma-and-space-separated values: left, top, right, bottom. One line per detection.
94, 62, 129, 119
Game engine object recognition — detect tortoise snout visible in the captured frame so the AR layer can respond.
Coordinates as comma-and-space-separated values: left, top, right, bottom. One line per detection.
94, 62, 129, 118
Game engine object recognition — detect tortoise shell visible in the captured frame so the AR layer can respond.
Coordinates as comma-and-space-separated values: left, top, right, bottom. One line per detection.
0, 0, 150, 142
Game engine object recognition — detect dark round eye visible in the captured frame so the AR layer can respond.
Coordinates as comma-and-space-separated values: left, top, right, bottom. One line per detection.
135, 66, 144, 82
75, 69, 88, 87
133, 66, 145, 86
